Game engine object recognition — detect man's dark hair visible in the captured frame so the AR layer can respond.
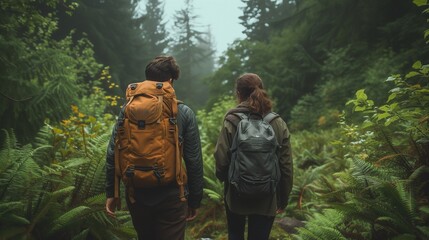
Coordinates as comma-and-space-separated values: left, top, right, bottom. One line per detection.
145, 55, 180, 82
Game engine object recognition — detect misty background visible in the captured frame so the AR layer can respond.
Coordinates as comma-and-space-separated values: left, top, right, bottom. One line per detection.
1, 1, 429, 239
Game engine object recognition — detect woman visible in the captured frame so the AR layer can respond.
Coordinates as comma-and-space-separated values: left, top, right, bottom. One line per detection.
214, 73, 293, 240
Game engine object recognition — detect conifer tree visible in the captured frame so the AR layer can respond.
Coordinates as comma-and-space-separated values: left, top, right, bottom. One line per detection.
141, 0, 170, 59
170, 0, 214, 109
239, 0, 277, 42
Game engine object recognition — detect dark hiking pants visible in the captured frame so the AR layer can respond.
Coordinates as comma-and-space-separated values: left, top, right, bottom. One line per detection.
225, 205, 275, 240
126, 194, 188, 240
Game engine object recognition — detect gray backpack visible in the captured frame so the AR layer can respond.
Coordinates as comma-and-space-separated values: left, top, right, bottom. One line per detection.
227, 112, 281, 198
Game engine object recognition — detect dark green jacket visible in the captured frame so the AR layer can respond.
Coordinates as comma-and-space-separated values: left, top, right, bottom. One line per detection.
214, 103, 293, 216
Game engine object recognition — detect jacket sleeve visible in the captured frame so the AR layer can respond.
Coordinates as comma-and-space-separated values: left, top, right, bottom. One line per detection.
213, 120, 233, 182
105, 108, 124, 198
178, 104, 204, 209
272, 118, 293, 209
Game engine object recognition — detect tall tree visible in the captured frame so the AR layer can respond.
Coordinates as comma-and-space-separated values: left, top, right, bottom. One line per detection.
170, 0, 215, 109
56, 0, 148, 90
141, 0, 170, 59
239, 0, 277, 42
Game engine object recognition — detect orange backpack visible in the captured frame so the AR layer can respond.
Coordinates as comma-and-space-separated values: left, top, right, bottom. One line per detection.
113, 80, 187, 203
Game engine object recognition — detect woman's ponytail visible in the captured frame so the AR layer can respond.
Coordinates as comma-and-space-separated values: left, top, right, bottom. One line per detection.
236, 73, 273, 115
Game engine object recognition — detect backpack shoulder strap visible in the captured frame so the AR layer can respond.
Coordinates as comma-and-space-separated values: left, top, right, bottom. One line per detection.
225, 108, 248, 127
263, 112, 280, 124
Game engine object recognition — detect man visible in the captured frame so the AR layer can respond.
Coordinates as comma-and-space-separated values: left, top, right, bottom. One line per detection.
105, 55, 204, 240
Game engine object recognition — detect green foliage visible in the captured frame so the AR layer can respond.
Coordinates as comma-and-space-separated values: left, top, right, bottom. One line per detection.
183, 96, 236, 239
0, 66, 131, 239
295, 209, 348, 240
239, 0, 277, 41
208, 0, 429, 127
0, 124, 134, 239
197, 96, 235, 203
0, 0, 102, 142
56, 0, 149, 90
293, 58, 429, 239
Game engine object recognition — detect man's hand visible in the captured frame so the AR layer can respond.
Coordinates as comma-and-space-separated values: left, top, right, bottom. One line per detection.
106, 197, 121, 217
276, 208, 285, 215
186, 207, 198, 221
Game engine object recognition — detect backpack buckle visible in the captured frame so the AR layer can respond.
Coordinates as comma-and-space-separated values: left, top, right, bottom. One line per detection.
118, 119, 124, 127
169, 118, 177, 125
126, 165, 135, 178
138, 120, 145, 129
129, 83, 137, 90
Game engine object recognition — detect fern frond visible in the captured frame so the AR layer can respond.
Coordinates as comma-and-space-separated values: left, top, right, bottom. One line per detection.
204, 188, 223, 201
295, 209, 347, 240
73, 133, 110, 202
408, 165, 429, 194
0, 129, 18, 150
0, 143, 43, 200
83, 193, 106, 206
351, 157, 394, 181
47, 205, 91, 236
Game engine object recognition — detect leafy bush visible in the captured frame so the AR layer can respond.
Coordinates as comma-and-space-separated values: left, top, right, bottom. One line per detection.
294, 60, 429, 239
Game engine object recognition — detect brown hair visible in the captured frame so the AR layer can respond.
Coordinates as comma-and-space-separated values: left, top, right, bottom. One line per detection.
145, 55, 180, 82
236, 73, 273, 115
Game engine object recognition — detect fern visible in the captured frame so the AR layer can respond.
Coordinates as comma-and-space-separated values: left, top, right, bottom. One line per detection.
294, 209, 347, 240
79, 133, 110, 197
47, 205, 91, 236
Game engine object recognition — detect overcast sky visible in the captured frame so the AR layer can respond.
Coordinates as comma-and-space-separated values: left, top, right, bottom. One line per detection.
138, 0, 246, 58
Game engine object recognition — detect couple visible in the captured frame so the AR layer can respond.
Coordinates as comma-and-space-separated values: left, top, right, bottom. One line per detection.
105, 55, 293, 240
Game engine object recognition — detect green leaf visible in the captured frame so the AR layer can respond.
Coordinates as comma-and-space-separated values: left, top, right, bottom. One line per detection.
48, 206, 91, 235
405, 71, 420, 79
412, 61, 422, 69
387, 93, 397, 103
385, 116, 399, 126
390, 103, 398, 110
346, 99, 355, 106
377, 112, 391, 121
354, 105, 366, 112
355, 89, 367, 100
52, 186, 75, 199
413, 0, 428, 6
390, 87, 402, 93
6, 214, 30, 225
386, 76, 397, 82
362, 119, 374, 128
379, 105, 390, 112
421, 64, 429, 74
